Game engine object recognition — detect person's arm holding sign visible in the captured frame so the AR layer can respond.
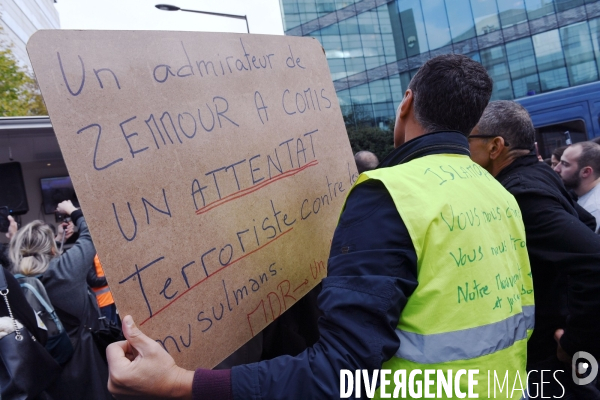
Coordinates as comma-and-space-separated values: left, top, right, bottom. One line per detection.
107, 182, 418, 399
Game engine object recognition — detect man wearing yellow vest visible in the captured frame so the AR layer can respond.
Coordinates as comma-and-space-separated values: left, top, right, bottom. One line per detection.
107, 54, 534, 399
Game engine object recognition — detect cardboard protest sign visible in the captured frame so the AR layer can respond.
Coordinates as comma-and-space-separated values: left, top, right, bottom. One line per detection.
27, 30, 359, 369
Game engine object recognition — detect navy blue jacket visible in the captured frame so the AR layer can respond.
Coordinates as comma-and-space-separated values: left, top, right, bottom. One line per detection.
226, 131, 470, 399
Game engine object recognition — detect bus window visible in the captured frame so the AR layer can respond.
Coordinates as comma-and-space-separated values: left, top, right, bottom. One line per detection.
535, 119, 587, 159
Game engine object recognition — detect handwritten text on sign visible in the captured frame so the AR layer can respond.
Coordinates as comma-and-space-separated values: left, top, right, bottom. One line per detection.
27, 31, 357, 369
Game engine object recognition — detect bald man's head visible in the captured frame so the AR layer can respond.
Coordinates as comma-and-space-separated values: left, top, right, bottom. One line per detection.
355, 151, 379, 174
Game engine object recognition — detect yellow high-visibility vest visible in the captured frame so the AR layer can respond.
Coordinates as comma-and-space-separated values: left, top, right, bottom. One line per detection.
346, 154, 534, 399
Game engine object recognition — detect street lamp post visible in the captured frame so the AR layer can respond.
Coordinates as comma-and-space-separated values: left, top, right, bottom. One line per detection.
155, 4, 249, 33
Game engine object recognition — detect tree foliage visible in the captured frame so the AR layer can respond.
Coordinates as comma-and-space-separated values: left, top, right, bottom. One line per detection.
346, 124, 395, 161
343, 104, 395, 161
0, 45, 47, 116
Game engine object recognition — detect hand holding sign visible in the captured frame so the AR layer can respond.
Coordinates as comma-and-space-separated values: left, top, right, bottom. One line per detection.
107, 315, 194, 400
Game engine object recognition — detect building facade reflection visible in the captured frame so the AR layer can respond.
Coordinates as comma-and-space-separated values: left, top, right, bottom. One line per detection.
281, 0, 600, 127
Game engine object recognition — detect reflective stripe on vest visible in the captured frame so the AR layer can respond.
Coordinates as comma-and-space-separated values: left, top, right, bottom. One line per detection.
93, 286, 111, 296
93, 285, 115, 307
395, 305, 535, 364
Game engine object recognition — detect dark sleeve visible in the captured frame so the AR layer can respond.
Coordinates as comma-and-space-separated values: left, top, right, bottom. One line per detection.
259, 283, 322, 360
516, 192, 600, 358
87, 265, 107, 288
43, 215, 97, 317
0, 243, 10, 270
0, 269, 48, 345
575, 202, 596, 232
222, 181, 418, 399
70, 209, 83, 225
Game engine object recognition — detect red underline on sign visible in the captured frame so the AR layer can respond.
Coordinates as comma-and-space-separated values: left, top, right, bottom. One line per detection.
195, 160, 319, 215
140, 227, 294, 326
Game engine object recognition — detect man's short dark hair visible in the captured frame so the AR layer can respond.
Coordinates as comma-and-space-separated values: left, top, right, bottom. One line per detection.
354, 151, 379, 174
477, 100, 535, 150
574, 141, 600, 179
408, 54, 493, 135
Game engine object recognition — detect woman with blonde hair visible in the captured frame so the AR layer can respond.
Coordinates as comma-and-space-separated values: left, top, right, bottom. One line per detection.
9, 200, 112, 400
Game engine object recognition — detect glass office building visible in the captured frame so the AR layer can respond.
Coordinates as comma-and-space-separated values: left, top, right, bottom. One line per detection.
281, 0, 600, 127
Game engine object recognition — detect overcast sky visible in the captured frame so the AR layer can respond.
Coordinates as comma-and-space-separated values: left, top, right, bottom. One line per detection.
55, 0, 284, 35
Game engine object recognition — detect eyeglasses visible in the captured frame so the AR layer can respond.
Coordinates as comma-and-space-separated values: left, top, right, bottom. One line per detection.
468, 134, 510, 147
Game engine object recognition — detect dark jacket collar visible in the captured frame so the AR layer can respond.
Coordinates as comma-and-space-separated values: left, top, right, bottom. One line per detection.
379, 131, 470, 168
495, 151, 580, 211
495, 151, 539, 183
493, 151, 586, 224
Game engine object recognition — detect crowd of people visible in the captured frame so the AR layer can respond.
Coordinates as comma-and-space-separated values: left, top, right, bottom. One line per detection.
4, 53, 600, 399
0, 202, 118, 399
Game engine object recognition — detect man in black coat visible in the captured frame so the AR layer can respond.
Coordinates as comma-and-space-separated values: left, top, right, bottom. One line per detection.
469, 100, 600, 398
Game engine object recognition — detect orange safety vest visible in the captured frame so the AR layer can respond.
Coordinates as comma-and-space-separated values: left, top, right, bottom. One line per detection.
93, 255, 114, 308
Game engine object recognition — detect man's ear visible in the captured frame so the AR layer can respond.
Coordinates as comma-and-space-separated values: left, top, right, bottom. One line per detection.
399, 89, 413, 119
488, 136, 508, 160
580, 166, 594, 179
